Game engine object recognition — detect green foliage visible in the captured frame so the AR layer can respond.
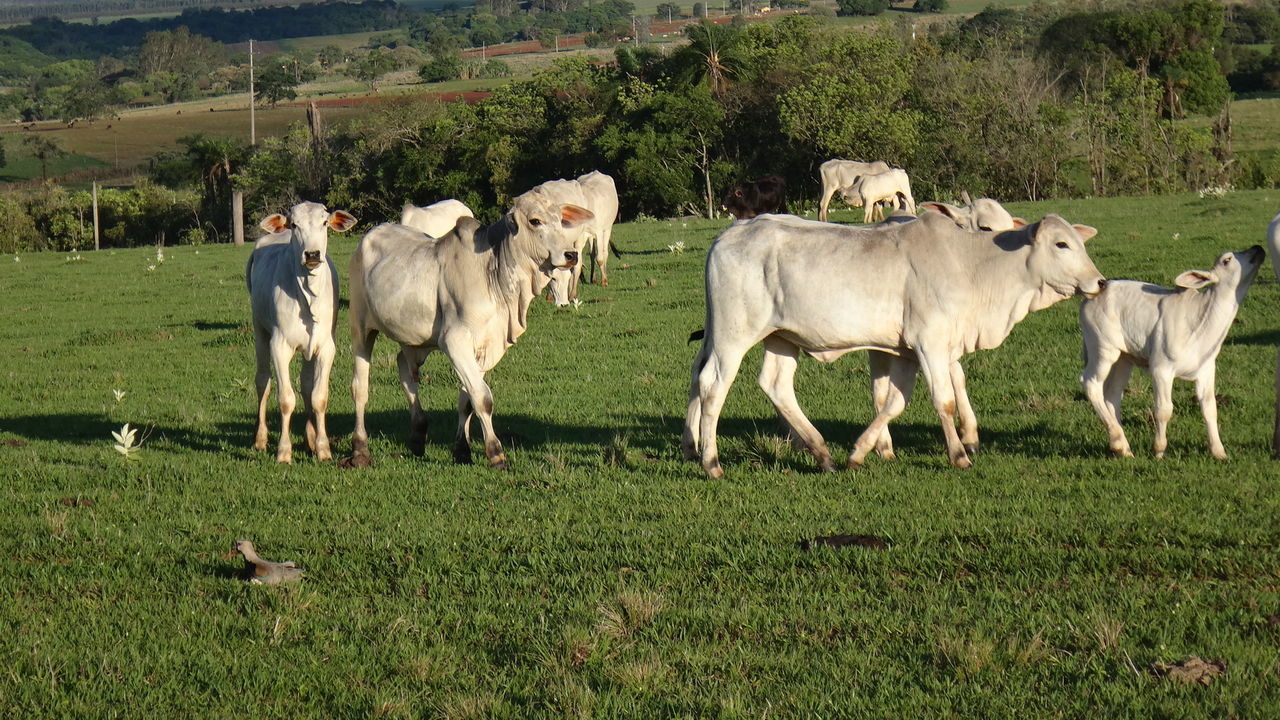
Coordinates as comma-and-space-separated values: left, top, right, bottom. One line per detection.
419, 53, 464, 83
913, 0, 946, 13
837, 0, 888, 17
254, 63, 299, 108
693, 1, 707, 18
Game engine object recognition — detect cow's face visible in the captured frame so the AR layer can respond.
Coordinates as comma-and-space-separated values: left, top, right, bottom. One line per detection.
1027, 214, 1106, 298
839, 186, 864, 208
260, 201, 357, 273
510, 190, 593, 273
1174, 246, 1265, 301
923, 200, 1027, 233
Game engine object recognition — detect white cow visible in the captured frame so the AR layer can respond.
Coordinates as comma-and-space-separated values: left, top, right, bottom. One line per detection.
545, 171, 620, 306
841, 168, 916, 224
682, 211, 1105, 478
818, 159, 891, 222
246, 202, 357, 463
1080, 245, 1264, 460
1268, 212, 1280, 456
919, 198, 1027, 233
399, 199, 475, 238
347, 186, 594, 469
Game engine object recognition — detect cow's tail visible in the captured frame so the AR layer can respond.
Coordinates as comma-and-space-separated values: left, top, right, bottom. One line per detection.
688, 328, 705, 343
244, 251, 255, 295
609, 240, 623, 259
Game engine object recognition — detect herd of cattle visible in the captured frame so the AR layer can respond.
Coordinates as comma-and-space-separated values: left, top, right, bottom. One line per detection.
244, 161, 1280, 476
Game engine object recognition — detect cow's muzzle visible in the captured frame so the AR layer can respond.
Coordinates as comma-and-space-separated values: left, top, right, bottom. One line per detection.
302, 250, 323, 270
1080, 277, 1107, 298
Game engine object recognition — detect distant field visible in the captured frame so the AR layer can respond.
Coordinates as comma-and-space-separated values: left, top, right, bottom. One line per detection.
3, 190, 1280, 716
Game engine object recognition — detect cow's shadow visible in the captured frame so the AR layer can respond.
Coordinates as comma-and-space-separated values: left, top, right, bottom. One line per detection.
0, 408, 1081, 468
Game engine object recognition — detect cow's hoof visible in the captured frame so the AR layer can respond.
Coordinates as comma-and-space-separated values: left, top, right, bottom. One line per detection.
275, 453, 292, 464
702, 462, 724, 479
846, 457, 864, 470
1110, 448, 1133, 458
489, 458, 511, 471
963, 443, 979, 456
338, 454, 372, 469
816, 459, 837, 473
451, 443, 473, 465
408, 438, 426, 457
874, 447, 896, 461
680, 443, 698, 462
950, 455, 972, 469
253, 436, 268, 451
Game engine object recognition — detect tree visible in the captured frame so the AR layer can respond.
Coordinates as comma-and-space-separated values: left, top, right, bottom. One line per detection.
316, 45, 345, 69
137, 26, 224, 94
671, 20, 746, 97
837, 0, 888, 15
913, 0, 946, 12
656, 2, 682, 21
350, 49, 398, 90
693, 2, 707, 18
538, 27, 561, 49
419, 54, 464, 83
22, 134, 67, 181
255, 63, 298, 107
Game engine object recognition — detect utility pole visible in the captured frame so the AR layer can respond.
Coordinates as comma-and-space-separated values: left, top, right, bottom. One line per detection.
248, 38, 256, 146
92, 181, 100, 251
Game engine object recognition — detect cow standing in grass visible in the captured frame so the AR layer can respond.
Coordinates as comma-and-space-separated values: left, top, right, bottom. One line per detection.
347, 186, 593, 469
683, 212, 1106, 477
247, 202, 357, 463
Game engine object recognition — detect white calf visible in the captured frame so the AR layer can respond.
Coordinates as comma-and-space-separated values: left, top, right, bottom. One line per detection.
247, 202, 357, 463
1080, 246, 1264, 460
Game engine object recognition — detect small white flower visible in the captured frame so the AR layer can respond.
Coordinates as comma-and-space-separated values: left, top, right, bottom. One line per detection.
1172, 232, 1180, 240
667, 241, 686, 255
13, 256, 19, 262
147, 265, 157, 272
570, 298, 584, 310
112, 389, 127, 403
112, 423, 141, 459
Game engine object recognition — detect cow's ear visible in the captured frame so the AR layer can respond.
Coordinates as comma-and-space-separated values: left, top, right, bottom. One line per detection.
1072, 224, 1097, 242
1011, 217, 1028, 228
1174, 269, 1217, 290
560, 204, 595, 228
920, 202, 960, 221
259, 214, 289, 234
328, 210, 358, 232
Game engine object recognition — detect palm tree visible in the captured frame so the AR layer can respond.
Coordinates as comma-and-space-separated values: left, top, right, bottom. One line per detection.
673, 20, 744, 98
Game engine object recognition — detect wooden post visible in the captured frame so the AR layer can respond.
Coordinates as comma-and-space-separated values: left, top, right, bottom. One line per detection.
92, 181, 100, 251
232, 191, 245, 246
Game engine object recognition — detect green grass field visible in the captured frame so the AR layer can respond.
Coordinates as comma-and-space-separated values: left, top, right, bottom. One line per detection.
3, 189, 1280, 716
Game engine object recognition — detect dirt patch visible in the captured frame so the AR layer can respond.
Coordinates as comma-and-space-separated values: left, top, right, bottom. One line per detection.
1152, 657, 1227, 685
3, 439, 28, 447
338, 455, 372, 469
798, 534, 890, 551
58, 497, 95, 508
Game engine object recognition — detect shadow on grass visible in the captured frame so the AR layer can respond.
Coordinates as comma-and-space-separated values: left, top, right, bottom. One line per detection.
0, 407, 1083, 467
1227, 328, 1280, 347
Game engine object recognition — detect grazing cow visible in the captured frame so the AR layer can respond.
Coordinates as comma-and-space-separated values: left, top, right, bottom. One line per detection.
348, 186, 594, 469
840, 168, 916, 224
682, 211, 1105, 478
1269, 212, 1280, 456
919, 198, 1027, 233
722, 175, 788, 220
399, 199, 474, 238
543, 171, 620, 306
246, 202, 358, 463
1081, 246, 1264, 460
818, 159, 891, 221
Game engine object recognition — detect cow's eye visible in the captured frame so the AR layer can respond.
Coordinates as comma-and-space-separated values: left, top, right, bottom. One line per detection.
1223, 256, 1232, 265
1055, 241, 1069, 249
529, 217, 543, 227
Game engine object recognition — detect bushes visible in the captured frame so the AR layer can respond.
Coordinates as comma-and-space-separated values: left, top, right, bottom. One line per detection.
837, 0, 888, 16
0, 183, 198, 253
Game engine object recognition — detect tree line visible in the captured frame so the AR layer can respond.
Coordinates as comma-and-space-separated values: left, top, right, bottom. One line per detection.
2, 0, 1279, 253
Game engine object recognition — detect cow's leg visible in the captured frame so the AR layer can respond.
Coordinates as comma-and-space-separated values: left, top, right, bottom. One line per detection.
1151, 366, 1176, 459
759, 337, 834, 472
818, 185, 835, 222
308, 341, 336, 461
301, 354, 317, 453
1194, 364, 1227, 460
349, 327, 377, 466
270, 340, 296, 464
849, 355, 915, 468
595, 234, 610, 287
396, 347, 430, 457
681, 342, 710, 461
917, 349, 970, 468
441, 332, 507, 469
868, 351, 905, 460
1082, 345, 1132, 458
252, 327, 273, 452
452, 389, 474, 464
951, 361, 980, 456
697, 341, 752, 479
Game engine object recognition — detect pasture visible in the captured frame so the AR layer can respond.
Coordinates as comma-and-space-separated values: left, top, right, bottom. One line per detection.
3, 191, 1280, 717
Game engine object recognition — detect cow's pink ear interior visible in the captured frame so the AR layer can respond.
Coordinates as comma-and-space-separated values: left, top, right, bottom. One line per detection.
329, 211, 358, 232
560, 204, 595, 226
1072, 224, 1098, 242
260, 214, 288, 233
